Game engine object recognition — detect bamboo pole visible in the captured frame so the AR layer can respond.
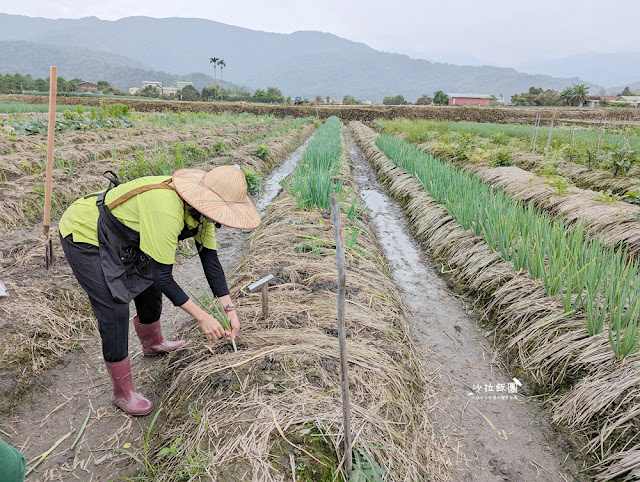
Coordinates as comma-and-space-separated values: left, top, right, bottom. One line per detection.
43, 66, 57, 268
330, 193, 352, 475
545, 108, 556, 154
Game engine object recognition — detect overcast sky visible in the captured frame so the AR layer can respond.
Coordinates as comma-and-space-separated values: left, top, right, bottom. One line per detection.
0, 0, 637, 66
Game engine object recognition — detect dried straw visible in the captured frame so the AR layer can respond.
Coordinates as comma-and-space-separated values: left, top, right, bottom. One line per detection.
152, 139, 451, 480
465, 164, 640, 258
512, 150, 640, 197
349, 120, 640, 479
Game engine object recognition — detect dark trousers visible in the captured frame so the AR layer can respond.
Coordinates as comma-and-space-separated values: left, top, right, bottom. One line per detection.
60, 234, 163, 362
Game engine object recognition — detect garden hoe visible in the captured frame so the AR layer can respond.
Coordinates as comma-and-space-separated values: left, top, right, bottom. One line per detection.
43, 66, 57, 269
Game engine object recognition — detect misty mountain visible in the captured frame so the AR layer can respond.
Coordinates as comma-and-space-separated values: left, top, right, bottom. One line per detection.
517, 52, 640, 89
0, 40, 241, 92
607, 81, 640, 96
0, 14, 604, 102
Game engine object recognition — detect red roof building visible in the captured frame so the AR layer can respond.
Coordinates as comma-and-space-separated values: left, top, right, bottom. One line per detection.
77, 81, 98, 93
447, 93, 491, 106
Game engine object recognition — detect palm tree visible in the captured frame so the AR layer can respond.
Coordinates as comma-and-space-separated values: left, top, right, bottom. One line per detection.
217, 59, 225, 101
209, 57, 219, 89
572, 84, 590, 107
560, 84, 590, 107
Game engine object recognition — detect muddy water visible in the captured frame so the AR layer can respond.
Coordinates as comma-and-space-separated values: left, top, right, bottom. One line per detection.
0, 134, 313, 481
346, 129, 578, 482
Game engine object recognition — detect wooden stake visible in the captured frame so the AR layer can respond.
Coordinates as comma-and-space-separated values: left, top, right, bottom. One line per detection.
596, 118, 603, 150
330, 193, 352, 475
530, 113, 541, 152
43, 66, 57, 268
545, 108, 556, 154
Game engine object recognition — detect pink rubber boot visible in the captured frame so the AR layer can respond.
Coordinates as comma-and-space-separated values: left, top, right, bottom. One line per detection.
105, 357, 154, 416
133, 317, 185, 356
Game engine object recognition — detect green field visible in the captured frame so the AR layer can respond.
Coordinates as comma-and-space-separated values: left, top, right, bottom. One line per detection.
0, 101, 99, 114
377, 118, 640, 152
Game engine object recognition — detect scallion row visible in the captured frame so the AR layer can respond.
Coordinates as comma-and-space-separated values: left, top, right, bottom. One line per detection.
376, 134, 640, 359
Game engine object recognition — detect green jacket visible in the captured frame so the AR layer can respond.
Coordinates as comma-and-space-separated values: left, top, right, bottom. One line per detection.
0, 436, 26, 482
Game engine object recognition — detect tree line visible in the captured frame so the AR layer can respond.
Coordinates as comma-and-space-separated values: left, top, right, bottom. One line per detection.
510, 84, 636, 107
382, 91, 450, 106
0, 72, 129, 95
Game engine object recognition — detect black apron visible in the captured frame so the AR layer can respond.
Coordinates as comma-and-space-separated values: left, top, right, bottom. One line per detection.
93, 176, 202, 304
96, 191, 153, 303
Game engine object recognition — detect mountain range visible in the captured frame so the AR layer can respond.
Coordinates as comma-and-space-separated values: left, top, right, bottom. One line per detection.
516, 52, 640, 91
0, 13, 636, 102
0, 40, 240, 93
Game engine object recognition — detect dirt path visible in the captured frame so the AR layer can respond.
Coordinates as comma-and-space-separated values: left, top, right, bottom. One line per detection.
0, 137, 313, 481
346, 129, 580, 482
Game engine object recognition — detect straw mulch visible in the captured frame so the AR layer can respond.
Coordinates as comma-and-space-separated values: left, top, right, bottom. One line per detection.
463, 164, 640, 258
0, 232, 94, 413
153, 151, 451, 480
350, 120, 640, 480
0, 121, 311, 236
0, 123, 315, 414
412, 136, 640, 259
512, 150, 640, 197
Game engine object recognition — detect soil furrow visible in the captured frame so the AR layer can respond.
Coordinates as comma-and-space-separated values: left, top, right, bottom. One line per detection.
346, 128, 578, 481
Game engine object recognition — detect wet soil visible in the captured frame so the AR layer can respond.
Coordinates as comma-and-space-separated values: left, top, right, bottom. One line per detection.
0, 135, 311, 481
345, 129, 581, 481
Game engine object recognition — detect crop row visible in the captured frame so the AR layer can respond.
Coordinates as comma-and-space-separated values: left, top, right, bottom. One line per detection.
147, 117, 447, 480
377, 118, 640, 205
377, 118, 640, 155
350, 121, 640, 479
285, 116, 345, 210
375, 134, 640, 359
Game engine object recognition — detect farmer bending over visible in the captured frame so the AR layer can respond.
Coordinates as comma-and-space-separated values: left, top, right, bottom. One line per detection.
58, 165, 260, 416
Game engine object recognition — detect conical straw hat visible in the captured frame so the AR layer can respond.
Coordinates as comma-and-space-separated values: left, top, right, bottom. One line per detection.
172, 165, 261, 230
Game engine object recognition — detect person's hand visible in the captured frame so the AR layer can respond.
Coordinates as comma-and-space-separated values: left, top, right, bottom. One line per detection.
197, 313, 226, 341
226, 309, 240, 343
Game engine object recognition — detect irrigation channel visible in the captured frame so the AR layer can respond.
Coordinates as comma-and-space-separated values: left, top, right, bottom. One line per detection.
345, 127, 579, 481
0, 133, 315, 480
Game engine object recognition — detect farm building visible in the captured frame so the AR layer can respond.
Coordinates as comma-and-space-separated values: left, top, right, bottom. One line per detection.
611, 96, 640, 107
447, 93, 491, 106
162, 86, 179, 97
331, 98, 344, 105
128, 87, 140, 95
588, 95, 618, 107
141, 80, 162, 90
76, 81, 98, 93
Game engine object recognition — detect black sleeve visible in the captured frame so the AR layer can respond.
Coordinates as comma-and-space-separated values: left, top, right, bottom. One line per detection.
151, 259, 189, 307
197, 244, 230, 298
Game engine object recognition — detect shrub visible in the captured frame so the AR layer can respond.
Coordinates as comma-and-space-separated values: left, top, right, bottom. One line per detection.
489, 149, 513, 167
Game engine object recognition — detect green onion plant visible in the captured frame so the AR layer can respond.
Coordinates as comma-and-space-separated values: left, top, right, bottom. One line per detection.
376, 134, 640, 359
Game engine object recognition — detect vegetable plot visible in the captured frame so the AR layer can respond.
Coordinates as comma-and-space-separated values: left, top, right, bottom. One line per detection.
151, 118, 449, 481
375, 134, 640, 359
350, 120, 640, 479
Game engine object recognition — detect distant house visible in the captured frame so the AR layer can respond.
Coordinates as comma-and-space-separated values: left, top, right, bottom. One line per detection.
611, 96, 640, 108
331, 99, 344, 105
77, 81, 98, 93
588, 95, 618, 107
447, 94, 491, 106
142, 81, 162, 91
129, 87, 140, 95
162, 87, 179, 97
